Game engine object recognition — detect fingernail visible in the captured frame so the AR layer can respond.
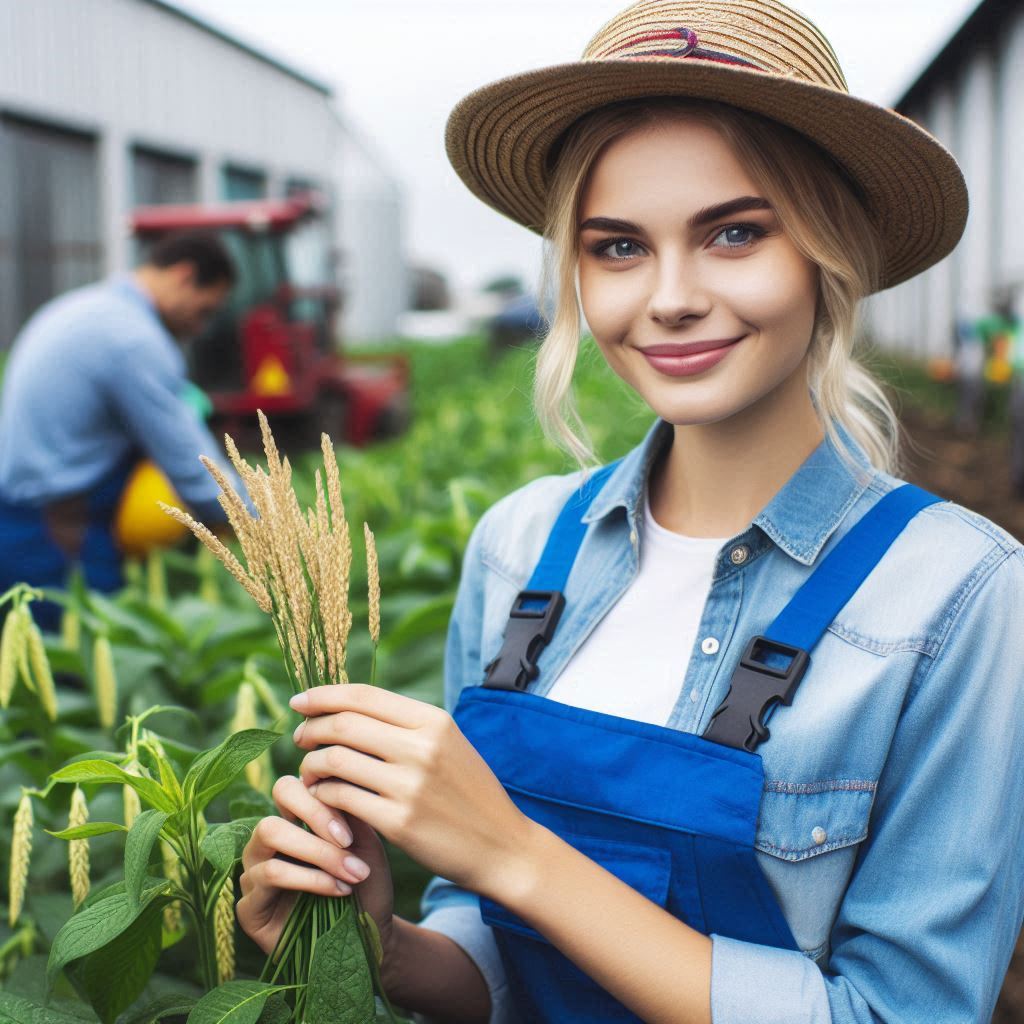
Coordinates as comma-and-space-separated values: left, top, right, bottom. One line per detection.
328, 820, 352, 848
290, 692, 309, 711
336, 879, 352, 895
292, 721, 305, 743
344, 855, 370, 881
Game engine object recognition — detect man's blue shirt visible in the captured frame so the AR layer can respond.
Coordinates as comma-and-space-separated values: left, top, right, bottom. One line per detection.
0, 275, 231, 523
421, 419, 1024, 1023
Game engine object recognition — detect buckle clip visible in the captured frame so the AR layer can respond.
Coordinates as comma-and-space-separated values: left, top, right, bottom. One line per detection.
703, 636, 810, 752
483, 590, 566, 691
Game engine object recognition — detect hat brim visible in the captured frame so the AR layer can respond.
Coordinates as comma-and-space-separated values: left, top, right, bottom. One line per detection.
445, 59, 968, 291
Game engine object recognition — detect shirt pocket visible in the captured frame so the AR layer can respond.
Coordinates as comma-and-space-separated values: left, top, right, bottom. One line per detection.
480, 831, 672, 944
754, 781, 877, 959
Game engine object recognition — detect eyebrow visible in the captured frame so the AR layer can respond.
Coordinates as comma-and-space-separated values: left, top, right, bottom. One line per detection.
579, 196, 773, 234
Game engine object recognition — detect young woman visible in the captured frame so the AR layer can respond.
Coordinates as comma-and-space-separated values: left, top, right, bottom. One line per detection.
237, 2, 1024, 1021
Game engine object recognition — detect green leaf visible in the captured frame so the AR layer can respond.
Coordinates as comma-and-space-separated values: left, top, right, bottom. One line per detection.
46, 822, 128, 841
199, 818, 261, 875
124, 811, 169, 910
306, 903, 375, 1024
182, 731, 280, 814
0, 990, 98, 1023
183, 983, 297, 1024
67, 900, 164, 1024
47, 879, 172, 989
380, 594, 455, 652
115, 992, 198, 1024
49, 762, 176, 814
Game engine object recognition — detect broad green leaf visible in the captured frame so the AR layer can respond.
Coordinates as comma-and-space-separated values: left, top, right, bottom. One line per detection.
0, 990, 98, 1023
253, 994, 289, 1024
306, 904, 375, 1024
49, 762, 176, 814
199, 818, 261, 874
67, 900, 164, 1024
124, 811, 169, 910
116, 992, 198, 1024
182, 730, 280, 814
184, 983, 297, 1024
47, 879, 172, 988
46, 822, 127, 841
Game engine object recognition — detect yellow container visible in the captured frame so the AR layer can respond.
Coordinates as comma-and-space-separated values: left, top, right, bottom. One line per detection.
114, 462, 187, 556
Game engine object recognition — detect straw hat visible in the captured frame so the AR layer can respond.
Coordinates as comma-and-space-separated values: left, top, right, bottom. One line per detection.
445, 0, 968, 290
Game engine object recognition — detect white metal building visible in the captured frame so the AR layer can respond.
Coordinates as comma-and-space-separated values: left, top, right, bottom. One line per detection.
0, 0, 405, 347
866, 0, 1024, 357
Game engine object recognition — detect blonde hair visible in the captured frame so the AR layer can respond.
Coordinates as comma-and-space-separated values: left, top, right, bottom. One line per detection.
534, 98, 899, 475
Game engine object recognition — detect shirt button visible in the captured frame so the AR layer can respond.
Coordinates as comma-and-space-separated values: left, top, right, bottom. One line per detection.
730, 545, 750, 565
812, 827, 827, 846
689, 687, 700, 703
701, 637, 720, 655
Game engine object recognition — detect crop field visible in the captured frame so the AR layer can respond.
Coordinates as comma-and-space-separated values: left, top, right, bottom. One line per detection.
0, 336, 650, 1023
2, 335, 1021, 1021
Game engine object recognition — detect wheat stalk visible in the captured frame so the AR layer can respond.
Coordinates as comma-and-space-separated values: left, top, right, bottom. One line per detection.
61, 605, 81, 652
162, 839, 184, 934
364, 523, 380, 648
8, 791, 32, 926
68, 786, 90, 909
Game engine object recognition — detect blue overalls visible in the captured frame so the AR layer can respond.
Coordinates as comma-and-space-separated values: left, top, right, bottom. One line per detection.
452, 464, 942, 1020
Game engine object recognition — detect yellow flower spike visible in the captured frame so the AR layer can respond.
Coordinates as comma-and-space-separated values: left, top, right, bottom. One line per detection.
24, 614, 58, 722
0, 606, 25, 708
214, 876, 236, 984
9, 792, 32, 927
68, 787, 90, 909
92, 635, 118, 730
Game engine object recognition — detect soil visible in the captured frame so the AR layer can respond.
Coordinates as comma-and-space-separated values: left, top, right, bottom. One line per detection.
897, 406, 1023, 1022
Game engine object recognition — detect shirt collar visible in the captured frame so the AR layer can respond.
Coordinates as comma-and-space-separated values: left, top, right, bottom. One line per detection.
582, 418, 877, 566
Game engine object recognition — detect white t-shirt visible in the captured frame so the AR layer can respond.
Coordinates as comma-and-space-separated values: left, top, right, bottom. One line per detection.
546, 494, 726, 726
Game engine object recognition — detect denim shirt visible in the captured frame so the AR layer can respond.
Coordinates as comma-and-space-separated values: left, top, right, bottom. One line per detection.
419, 418, 1024, 1024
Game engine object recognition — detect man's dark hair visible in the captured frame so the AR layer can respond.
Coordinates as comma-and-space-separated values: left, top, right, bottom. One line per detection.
145, 231, 236, 288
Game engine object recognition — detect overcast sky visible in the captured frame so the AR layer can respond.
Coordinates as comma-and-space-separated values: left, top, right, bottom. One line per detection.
169, 0, 980, 292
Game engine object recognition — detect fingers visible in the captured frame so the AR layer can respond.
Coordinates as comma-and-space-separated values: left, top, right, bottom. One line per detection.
242, 849, 354, 899
299, 745, 401, 796
307, 777, 400, 839
290, 683, 428, 729
292, 710, 408, 760
247, 813, 369, 888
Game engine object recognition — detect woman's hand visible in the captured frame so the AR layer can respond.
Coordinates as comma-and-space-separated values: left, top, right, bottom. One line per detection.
237, 774, 395, 956
291, 684, 535, 899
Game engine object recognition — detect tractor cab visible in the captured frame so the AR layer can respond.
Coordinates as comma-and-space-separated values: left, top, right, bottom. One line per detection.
131, 195, 408, 448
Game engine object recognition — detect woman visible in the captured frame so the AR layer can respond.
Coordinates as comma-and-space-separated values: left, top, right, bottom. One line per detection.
237, 2, 1024, 1021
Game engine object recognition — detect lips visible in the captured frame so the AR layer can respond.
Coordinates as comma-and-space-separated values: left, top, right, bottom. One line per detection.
640, 337, 744, 357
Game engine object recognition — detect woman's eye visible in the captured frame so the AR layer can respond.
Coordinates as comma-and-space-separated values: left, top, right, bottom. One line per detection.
596, 238, 644, 260
710, 224, 765, 249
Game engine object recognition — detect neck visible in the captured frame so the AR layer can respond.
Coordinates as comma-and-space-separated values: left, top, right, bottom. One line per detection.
648, 362, 825, 538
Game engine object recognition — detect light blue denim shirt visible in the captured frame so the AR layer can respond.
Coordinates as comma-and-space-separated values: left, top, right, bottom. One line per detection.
0, 275, 236, 523
419, 418, 1024, 1024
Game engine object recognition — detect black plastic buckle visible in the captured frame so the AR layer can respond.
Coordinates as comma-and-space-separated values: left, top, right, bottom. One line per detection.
483, 590, 566, 691
703, 636, 810, 753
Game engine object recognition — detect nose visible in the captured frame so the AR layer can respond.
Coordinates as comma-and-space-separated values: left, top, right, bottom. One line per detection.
646, 254, 712, 328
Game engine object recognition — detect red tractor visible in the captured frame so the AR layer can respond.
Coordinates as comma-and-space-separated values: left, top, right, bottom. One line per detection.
130, 195, 409, 448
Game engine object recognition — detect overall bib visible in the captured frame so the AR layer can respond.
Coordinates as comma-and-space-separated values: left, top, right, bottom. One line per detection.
452, 464, 941, 1021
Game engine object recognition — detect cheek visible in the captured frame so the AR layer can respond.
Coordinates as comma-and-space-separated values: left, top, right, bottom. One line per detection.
730, 255, 818, 337
579, 265, 645, 344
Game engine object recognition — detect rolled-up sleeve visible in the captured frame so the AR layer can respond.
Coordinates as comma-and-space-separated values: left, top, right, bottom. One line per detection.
417, 511, 514, 1023
712, 547, 1024, 1024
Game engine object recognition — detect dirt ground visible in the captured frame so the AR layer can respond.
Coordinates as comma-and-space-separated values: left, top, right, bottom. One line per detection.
898, 406, 1023, 1022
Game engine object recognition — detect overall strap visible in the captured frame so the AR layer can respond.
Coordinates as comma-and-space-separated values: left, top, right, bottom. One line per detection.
703, 484, 943, 752
484, 461, 620, 690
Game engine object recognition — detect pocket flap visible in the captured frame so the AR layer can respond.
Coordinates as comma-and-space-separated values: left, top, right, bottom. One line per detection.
755, 781, 875, 862
481, 832, 672, 943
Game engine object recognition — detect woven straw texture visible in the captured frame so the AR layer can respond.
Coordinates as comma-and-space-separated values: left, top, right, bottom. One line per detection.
446, 0, 968, 290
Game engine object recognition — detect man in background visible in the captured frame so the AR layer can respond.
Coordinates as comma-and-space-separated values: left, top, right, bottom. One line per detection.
0, 232, 240, 626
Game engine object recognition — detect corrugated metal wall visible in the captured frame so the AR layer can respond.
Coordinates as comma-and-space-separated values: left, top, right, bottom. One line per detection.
866, 4, 1024, 357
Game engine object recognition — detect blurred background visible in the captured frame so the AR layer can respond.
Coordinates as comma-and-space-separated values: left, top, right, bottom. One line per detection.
2, 0, 1024, 1019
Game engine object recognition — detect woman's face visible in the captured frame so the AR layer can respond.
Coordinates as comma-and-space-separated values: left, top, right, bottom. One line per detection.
577, 115, 819, 429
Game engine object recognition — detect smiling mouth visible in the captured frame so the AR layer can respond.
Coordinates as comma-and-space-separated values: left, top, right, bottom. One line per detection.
639, 337, 745, 357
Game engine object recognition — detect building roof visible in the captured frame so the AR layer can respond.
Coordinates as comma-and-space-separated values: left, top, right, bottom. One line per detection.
895, 0, 1013, 112
146, 0, 333, 96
